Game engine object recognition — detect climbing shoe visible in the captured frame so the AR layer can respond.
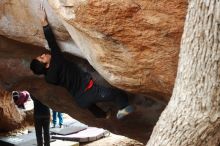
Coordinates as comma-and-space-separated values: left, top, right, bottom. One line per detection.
116, 105, 134, 120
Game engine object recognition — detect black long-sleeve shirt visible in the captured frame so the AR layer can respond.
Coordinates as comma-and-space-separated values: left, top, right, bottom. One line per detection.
43, 25, 91, 98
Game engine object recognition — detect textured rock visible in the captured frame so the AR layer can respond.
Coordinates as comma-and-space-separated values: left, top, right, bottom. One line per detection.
0, 0, 83, 57
0, 86, 24, 131
0, 0, 187, 101
82, 133, 144, 146
49, 0, 187, 101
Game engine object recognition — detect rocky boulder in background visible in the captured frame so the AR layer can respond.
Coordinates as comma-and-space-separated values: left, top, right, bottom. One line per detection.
0, 86, 24, 131
0, 0, 188, 142
0, 0, 187, 101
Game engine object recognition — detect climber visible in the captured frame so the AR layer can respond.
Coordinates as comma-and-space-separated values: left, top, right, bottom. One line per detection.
30, 6, 134, 119
29, 4, 134, 120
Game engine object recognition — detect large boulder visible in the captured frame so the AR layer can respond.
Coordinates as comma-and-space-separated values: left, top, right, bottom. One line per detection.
49, 0, 187, 101
0, 0, 187, 142
0, 0, 187, 101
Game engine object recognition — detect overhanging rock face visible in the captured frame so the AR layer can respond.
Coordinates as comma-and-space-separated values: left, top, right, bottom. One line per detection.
0, 0, 187, 101
0, 0, 188, 143
49, 0, 187, 101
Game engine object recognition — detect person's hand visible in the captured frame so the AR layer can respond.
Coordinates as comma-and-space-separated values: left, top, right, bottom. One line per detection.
39, 2, 48, 26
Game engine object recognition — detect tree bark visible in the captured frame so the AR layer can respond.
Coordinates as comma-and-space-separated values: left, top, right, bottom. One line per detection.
147, 0, 220, 146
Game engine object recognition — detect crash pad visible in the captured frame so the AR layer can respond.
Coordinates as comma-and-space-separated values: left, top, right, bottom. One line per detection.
52, 127, 109, 142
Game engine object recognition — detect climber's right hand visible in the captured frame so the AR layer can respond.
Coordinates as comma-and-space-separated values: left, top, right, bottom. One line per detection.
39, 1, 48, 26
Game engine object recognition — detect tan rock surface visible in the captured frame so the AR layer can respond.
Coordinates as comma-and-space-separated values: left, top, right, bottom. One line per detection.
48, 0, 187, 101
0, 0, 83, 57
0, 0, 187, 101
82, 133, 144, 146
0, 87, 24, 131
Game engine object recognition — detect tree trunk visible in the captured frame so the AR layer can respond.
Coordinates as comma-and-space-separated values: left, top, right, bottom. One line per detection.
147, 0, 220, 146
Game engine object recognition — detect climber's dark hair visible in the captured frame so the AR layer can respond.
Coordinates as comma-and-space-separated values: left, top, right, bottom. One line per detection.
30, 59, 47, 75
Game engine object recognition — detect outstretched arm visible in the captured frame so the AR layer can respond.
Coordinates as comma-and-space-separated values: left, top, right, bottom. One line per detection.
43, 25, 62, 57
39, 4, 62, 58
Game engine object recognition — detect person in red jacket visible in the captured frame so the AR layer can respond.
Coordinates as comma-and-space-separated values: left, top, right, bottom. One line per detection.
30, 4, 134, 120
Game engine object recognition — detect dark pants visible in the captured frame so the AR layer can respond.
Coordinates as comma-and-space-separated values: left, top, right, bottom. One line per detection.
77, 84, 129, 118
34, 117, 50, 146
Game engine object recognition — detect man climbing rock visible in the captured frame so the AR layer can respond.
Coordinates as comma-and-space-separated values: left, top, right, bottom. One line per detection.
30, 4, 134, 120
